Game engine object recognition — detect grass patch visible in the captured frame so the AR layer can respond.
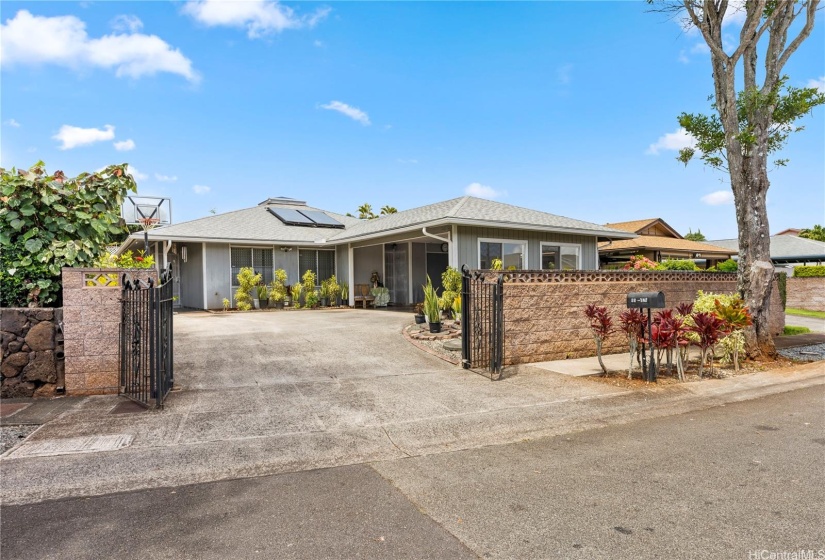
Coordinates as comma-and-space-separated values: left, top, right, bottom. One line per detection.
783, 325, 812, 336
786, 308, 825, 320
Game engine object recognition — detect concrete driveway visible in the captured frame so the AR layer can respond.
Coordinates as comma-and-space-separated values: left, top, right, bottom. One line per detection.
2, 309, 823, 505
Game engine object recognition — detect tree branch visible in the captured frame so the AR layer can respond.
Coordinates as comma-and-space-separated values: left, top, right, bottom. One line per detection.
776, 0, 819, 74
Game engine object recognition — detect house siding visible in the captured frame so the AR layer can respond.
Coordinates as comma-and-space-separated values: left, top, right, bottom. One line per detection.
336, 245, 349, 285
180, 243, 204, 309
273, 247, 299, 285
456, 226, 598, 270
205, 243, 231, 309
353, 245, 383, 287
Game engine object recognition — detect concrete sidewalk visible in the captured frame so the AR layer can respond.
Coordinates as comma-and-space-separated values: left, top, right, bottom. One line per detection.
1, 360, 821, 505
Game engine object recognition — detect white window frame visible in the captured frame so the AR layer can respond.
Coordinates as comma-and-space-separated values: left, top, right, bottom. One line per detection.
229, 245, 274, 287
478, 237, 528, 270
540, 242, 582, 271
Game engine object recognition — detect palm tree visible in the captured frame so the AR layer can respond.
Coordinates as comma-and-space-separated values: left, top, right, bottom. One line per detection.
380, 205, 397, 215
357, 203, 376, 220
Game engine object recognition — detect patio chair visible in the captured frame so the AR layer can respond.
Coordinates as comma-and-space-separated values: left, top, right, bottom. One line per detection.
354, 284, 375, 309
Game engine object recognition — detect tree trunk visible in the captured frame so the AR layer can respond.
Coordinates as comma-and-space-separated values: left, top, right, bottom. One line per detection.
732, 152, 777, 360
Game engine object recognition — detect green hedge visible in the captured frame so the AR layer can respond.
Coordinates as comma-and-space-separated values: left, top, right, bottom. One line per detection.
793, 265, 825, 277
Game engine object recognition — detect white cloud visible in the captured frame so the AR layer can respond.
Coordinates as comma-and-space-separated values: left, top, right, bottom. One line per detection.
678, 50, 690, 64
646, 127, 696, 155
193, 184, 211, 194
557, 63, 573, 85
807, 76, 825, 93
155, 173, 178, 182
126, 165, 148, 181
182, 1, 329, 39
114, 139, 136, 151
0, 10, 198, 82
320, 101, 370, 126
111, 15, 143, 33
5, 118, 21, 127
464, 182, 505, 200
701, 190, 734, 206
53, 124, 115, 150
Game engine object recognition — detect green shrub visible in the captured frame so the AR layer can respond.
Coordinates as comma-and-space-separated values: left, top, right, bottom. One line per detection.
269, 269, 288, 303
234, 267, 261, 311
0, 162, 135, 307
783, 325, 811, 336
716, 259, 738, 273
659, 259, 699, 271
95, 250, 155, 269
793, 265, 825, 278
440, 266, 461, 312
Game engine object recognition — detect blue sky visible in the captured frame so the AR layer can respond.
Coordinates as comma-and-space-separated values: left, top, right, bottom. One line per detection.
2, 1, 823, 240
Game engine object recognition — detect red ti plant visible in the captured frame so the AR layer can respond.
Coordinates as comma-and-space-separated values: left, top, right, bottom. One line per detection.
619, 309, 646, 379
674, 303, 694, 371
584, 304, 614, 376
652, 310, 682, 379
713, 298, 753, 372
689, 312, 726, 378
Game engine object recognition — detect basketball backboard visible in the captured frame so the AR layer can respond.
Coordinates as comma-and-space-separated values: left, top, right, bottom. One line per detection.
122, 196, 172, 226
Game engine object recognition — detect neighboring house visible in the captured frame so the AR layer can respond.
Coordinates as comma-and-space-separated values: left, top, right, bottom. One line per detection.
598, 218, 735, 268
774, 228, 801, 236
710, 235, 825, 267
121, 196, 634, 309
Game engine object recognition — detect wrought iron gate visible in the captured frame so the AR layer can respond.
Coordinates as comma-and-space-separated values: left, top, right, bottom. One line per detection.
460, 265, 505, 380
120, 267, 174, 408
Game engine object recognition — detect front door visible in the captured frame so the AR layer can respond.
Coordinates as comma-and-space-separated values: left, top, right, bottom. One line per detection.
384, 244, 409, 305
426, 252, 449, 293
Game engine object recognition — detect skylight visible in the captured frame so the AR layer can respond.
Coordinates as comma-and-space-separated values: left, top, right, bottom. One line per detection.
267, 207, 345, 229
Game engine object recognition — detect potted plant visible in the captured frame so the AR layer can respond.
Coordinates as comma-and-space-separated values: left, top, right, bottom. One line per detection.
339, 282, 349, 307
326, 275, 340, 307
452, 295, 461, 322
414, 303, 426, 324
291, 282, 303, 309
269, 269, 288, 309
256, 285, 268, 309
222, 298, 231, 312
305, 288, 320, 309
423, 276, 441, 333
234, 267, 261, 311
302, 270, 317, 308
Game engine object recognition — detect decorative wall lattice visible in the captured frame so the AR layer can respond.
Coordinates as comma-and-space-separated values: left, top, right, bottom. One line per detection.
84, 273, 119, 288
475, 270, 739, 284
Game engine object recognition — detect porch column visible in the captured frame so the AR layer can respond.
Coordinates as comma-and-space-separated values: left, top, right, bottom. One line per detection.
348, 243, 354, 307
449, 225, 458, 269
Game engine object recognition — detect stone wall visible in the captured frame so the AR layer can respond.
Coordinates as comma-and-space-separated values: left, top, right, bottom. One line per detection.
786, 277, 825, 312
62, 267, 156, 396
1, 308, 62, 398
499, 270, 785, 366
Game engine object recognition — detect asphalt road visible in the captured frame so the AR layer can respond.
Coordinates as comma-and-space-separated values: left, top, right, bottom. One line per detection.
3, 385, 823, 560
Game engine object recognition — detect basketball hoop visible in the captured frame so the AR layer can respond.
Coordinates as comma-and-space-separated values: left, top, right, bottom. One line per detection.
138, 217, 160, 232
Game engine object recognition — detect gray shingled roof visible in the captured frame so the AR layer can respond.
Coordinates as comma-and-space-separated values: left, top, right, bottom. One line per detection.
711, 235, 825, 260
328, 196, 633, 241
142, 202, 359, 244
140, 196, 632, 245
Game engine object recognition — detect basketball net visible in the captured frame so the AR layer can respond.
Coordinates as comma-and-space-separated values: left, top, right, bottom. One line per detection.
138, 216, 160, 233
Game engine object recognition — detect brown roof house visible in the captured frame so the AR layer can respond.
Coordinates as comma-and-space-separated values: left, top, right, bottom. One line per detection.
598, 218, 734, 268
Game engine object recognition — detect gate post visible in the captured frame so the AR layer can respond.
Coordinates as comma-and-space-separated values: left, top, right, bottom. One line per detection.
460, 265, 471, 369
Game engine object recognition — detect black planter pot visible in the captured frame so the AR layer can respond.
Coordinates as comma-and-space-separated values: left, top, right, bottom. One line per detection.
414, 314, 426, 324
274, 300, 284, 309
320, 297, 329, 307
429, 322, 442, 334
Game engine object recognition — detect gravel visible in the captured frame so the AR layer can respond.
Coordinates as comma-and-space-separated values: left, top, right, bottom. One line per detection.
0, 425, 38, 455
778, 343, 825, 362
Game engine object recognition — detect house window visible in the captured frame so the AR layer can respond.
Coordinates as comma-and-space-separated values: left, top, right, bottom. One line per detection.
231, 247, 273, 286
479, 239, 526, 270
299, 249, 335, 284
541, 243, 581, 270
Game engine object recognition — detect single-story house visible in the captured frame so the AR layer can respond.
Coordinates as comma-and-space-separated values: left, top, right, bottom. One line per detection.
598, 218, 735, 269
121, 196, 634, 309
710, 235, 825, 267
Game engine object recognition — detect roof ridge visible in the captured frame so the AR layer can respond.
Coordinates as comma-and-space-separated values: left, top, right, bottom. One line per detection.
446, 196, 470, 217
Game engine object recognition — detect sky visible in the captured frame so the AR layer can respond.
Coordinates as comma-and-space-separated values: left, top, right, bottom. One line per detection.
1, 1, 823, 240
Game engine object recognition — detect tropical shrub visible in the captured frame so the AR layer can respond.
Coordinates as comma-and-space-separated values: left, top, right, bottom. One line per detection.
222, 297, 230, 311
491, 258, 503, 271
301, 269, 317, 299
659, 259, 698, 271
234, 267, 261, 311
583, 304, 613, 375
689, 312, 726, 378
793, 265, 825, 278
291, 282, 303, 309
713, 297, 753, 371
422, 276, 440, 323
0, 162, 135, 307
440, 266, 461, 312
269, 269, 288, 303
716, 259, 738, 273
618, 308, 647, 379
305, 288, 319, 309
623, 255, 659, 271
321, 275, 340, 305
95, 250, 155, 269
